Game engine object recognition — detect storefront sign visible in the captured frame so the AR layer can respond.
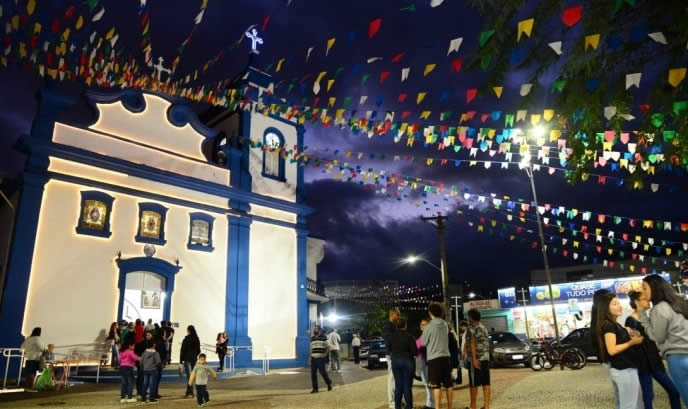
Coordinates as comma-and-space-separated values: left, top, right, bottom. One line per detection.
463, 299, 500, 311
528, 274, 670, 306
498, 287, 517, 309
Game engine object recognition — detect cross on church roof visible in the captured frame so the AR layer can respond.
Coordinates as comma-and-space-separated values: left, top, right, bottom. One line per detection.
245, 28, 263, 54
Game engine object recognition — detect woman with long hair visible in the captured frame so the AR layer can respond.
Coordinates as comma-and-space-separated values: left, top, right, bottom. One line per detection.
216, 332, 228, 372
21, 327, 44, 389
591, 290, 644, 409
636, 274, 688, 406
625, 291, 681, 409
107, 322, 120, 369
180, 325, 201, 399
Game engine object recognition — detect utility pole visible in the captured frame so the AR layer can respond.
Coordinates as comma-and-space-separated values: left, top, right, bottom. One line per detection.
421, 215, 451, 317
518, 288, 531, 341
525, 165, 560, 343
450, 295, 462, 330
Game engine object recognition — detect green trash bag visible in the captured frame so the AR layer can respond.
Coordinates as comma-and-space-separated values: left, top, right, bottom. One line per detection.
34, 367, 54, 391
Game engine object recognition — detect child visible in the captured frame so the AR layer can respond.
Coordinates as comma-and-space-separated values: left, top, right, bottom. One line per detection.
42, 344, 55, 369
188, 353, 217, 407
141, 340, 162, 403
119, 343, 140, 403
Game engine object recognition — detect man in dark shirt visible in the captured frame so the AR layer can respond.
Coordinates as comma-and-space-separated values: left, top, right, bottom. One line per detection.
382, 307, 400, 409
309, 326, 332, 393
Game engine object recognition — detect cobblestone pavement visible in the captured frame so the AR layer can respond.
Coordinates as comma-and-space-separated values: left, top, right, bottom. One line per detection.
0, 362, 679, 408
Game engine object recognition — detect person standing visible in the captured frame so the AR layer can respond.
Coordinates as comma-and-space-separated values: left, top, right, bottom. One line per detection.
144, 319, 155, 333
216, 332, 228, 372
416, 320, 435, 409
107, 322, 120, 369
387, 317, 418, 409
421, 302, 453, 409
164, 322, 175, 365
448, 324, 460, 384
134, 331, 153, 398
140, 340, 162, 403
327, 328, 341, 372
118, 342, 140, 403
591, 290, 644, 409
351, 334, 361, 364
625, 290, 681, 409
134, 319, 144, 345
308, 326, 332, 393
383, 307, 400, 409
180, 325, 201, 399
466, 309, 491, 409
636, 274, 688, 406
189, 353, 217, 407
21, 327, 44, 389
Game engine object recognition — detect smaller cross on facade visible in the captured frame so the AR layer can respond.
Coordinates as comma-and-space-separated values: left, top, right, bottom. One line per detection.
245, 28, 263, 54
672, 281, 684, 296
152, 56, 172, 82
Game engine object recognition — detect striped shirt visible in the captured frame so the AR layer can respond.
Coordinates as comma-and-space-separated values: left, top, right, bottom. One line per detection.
310, 335, 329, 358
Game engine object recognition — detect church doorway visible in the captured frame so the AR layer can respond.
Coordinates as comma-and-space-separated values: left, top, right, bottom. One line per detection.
121, 271, 166, 324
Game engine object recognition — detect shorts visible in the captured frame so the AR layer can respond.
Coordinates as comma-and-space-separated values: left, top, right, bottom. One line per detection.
468, 360, 490, 387
427, 357, 453, 389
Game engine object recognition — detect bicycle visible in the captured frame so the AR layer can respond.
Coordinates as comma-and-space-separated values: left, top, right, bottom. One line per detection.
529, 342, 586, 371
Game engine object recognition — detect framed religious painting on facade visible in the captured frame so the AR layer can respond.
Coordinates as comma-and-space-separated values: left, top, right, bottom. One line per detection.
75, 191, 115, 238
141, 290, 161, 309
135, 202, 168, 245
187, 212, 215, 252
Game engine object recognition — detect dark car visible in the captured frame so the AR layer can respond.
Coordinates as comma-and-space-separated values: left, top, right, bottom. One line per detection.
489, 331, 531, 367
553, 328, 595, 358
362, 338, 388, 369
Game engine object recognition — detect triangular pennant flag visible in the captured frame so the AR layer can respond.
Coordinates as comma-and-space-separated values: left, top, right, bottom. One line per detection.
549, 41, 562, 55
466, 89, 477, 103
479, 30, 495, 47
585, 34, 600, 51
520, 83, 533, 96
626, 73, 641, 89
416, 92, 427, 104
447, 37, 463, 55
604, 106, 617, 120
668, 68, 686, 87
517, 18, 534, 41
562, 6, 582, 27
648, 32, 667, 45
493, 86, 503, 98
326, 38, 336, 55
368, 18, 382, 39
423, 64, 436, 76
401, 67, 410, 82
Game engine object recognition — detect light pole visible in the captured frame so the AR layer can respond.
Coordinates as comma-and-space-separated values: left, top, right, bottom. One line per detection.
419, 215, 451, 317
404, 254, 449, 315
522, 126, 560, 342
450, 295, 462, 330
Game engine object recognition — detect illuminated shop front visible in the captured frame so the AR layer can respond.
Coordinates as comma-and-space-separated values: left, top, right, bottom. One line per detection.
498, 274, 670, 339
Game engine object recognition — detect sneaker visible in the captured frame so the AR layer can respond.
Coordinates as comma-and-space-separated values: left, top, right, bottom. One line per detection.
126, 398, 138, 403
120, 398, 127, 403
327, 383, 333, 391
310, 390, 318, 394
148, 399, 158, 403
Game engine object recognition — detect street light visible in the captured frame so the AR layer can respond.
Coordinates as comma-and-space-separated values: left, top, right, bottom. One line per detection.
404, 255, 442, 272
522, 125, 561, 343
404, 254, 453, 318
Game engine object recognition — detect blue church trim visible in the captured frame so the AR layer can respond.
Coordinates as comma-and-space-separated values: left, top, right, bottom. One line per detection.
295, 227, 310, 365
135, 202, 169, 246
261, 127, 286, 182
187, 212, 215, 252
225, 215, 253, 366
30, 140, 313, 216
75, 190, 115, 238
0, 86, 74, 349
115, 257, 181, 323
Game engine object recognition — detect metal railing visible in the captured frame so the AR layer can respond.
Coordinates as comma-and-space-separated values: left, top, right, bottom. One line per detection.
1, 348, 24, 390
306, 278, 326, 297
199, 344, 268, 375
51, 342, 111, 384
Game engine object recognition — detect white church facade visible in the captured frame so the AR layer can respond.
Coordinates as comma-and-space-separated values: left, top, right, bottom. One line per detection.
0, 68, 325, 368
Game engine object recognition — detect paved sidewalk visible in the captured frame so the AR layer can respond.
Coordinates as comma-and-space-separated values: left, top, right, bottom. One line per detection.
0, 362, 675, 408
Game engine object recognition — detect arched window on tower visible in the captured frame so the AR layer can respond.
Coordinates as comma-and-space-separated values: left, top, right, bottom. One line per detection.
262, 128, 285, 181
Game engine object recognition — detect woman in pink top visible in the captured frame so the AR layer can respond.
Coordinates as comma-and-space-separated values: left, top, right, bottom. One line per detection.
119, 343, 140, 403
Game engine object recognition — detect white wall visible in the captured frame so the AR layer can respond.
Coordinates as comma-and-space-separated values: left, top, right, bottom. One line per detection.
248, 114, 298, 202
22, 179, 228, 356
247, 221, 297, 360
306, 237, 325, 281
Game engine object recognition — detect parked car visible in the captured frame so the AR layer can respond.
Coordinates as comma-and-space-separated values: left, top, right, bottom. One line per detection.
359, 336, 382, 360
552, 328, 595, 358
362, 338, 388, 369
489, 331, 531, 367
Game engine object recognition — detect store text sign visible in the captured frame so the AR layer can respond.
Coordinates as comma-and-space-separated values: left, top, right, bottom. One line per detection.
463, 299, 500, 311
